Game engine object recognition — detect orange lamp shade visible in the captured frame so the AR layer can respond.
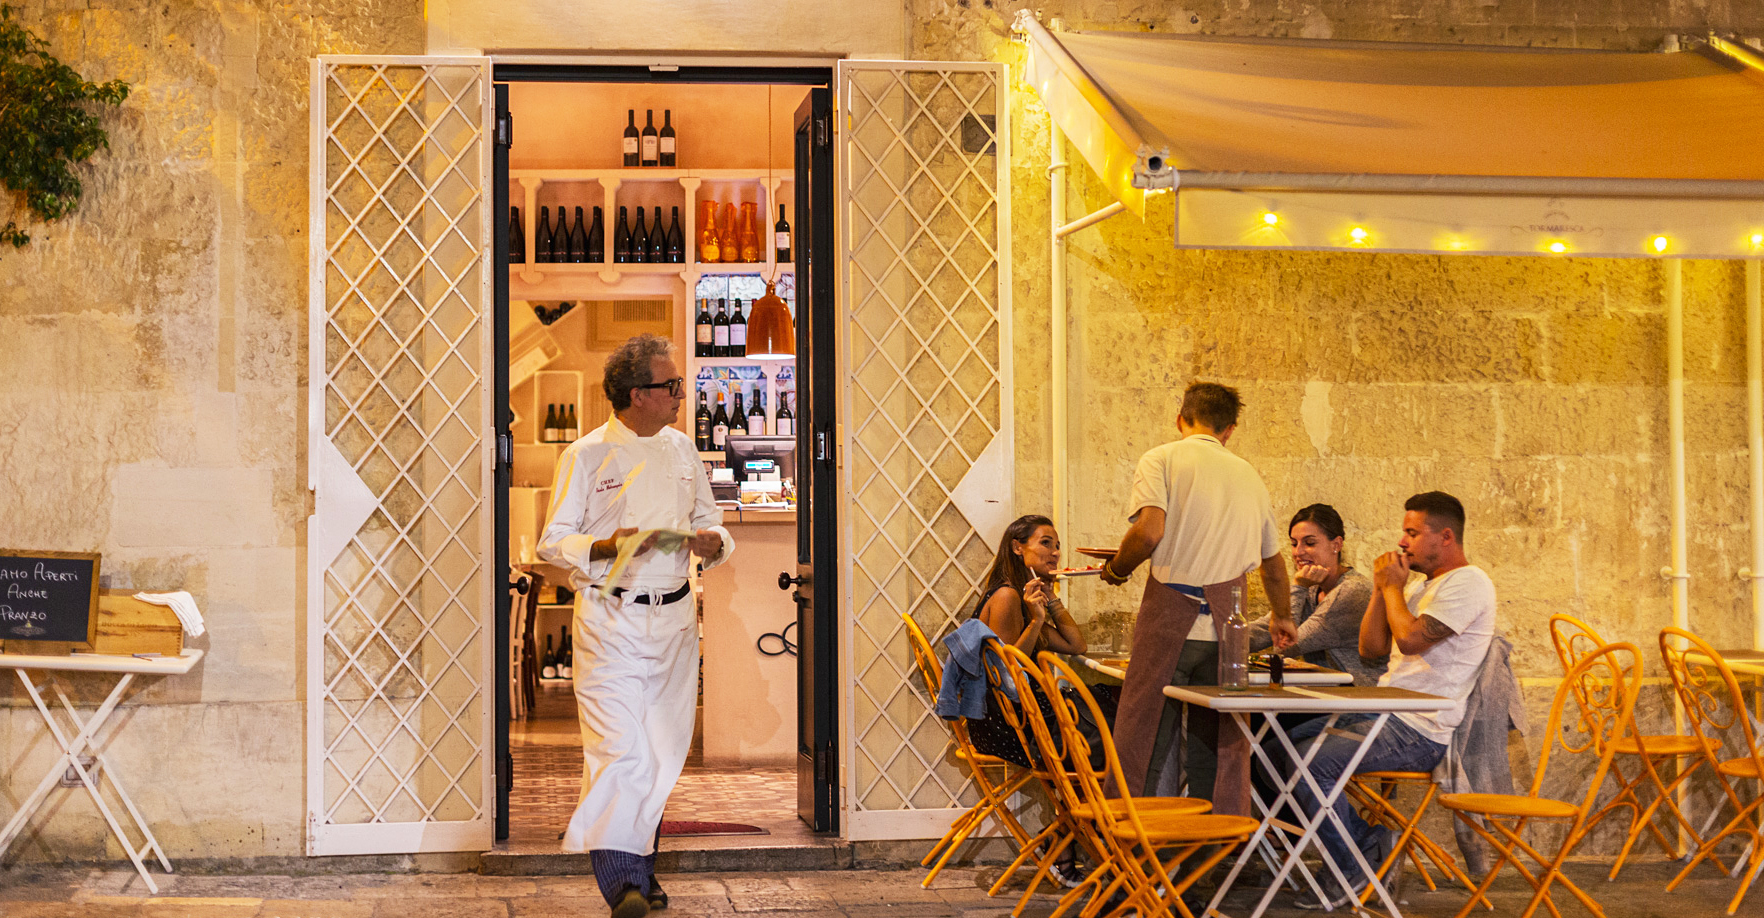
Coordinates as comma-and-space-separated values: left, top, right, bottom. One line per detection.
745, 281, 796, 359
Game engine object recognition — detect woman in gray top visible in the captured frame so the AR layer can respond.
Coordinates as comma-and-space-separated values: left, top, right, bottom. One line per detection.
1251, 504, 1386, 686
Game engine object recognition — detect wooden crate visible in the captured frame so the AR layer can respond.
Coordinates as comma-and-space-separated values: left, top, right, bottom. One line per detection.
1, 590, 184, 656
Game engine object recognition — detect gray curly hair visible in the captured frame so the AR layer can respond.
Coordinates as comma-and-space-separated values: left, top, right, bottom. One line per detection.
603, 334, 676, 412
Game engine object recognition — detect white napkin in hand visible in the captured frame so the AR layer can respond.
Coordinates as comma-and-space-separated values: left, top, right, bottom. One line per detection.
133, 591, 206, 638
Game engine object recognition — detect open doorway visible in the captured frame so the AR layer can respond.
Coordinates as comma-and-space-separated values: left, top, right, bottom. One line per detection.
489, 64, 837, 852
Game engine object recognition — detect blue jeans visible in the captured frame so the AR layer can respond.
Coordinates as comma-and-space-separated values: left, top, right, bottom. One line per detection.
1284, 714, 1446, 888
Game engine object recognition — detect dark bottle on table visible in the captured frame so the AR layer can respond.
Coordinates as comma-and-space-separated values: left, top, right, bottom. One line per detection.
665, 206, 684, 263
640, 109, 659, 167
712, 299, 730, 357
568, 207, 587, 263
775, 205, 791, 261
630, 207, 649, 263
728, 299, 747, 357
535, 206, 554, 263
695, 298, 714, 357
613, 206, 632, 263
695, 390, 713, 450
509, 206, 525, 263
587, 206, 605, 263
622, 109, 639, 167
659, 109, 677, 167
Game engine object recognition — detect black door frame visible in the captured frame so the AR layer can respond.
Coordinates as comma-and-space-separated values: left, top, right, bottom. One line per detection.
490, 63, 837, 842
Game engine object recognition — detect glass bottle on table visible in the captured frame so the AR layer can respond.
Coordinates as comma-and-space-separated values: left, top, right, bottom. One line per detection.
1219, 584, 1250, 690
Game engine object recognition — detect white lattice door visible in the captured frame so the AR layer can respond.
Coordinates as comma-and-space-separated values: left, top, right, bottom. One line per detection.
306, 56, 495, 855
837, 60, 1012, 840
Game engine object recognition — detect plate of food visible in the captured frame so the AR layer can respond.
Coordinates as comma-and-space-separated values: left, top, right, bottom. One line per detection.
1048, 564, 1106, 578
1249, 652, 1322, 671
1075, 547, 1118, 560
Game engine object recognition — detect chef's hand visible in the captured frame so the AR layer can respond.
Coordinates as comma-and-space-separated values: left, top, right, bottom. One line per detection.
689, 529, 724, 559
1373, 551, 1411, 590
619, 527, 662, 556
1294, 562, 1330, 588
1268, 616, 1299, 650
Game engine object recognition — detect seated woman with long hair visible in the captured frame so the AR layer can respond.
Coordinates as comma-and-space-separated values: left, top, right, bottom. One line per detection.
1249, 503, 1385, 686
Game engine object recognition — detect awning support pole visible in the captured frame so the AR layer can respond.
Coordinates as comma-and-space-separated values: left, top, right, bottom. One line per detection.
1749, 259, 1764, 649
1055, 201, 1125, 240
1050, 124, 1070, 531
1664, 257, 1690, 858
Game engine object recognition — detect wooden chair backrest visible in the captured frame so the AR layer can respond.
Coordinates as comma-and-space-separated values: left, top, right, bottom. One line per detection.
1660, 628, 1762, 777
1530, 641, 1644, 814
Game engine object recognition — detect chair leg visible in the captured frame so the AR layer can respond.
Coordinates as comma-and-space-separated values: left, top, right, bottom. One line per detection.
1727, 831, 1764, 916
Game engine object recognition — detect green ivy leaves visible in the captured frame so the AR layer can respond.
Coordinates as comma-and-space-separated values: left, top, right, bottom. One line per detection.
0, 5, 129, 249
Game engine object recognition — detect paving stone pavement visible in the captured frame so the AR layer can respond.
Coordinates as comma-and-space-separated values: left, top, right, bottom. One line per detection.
0, 860, 1744, 918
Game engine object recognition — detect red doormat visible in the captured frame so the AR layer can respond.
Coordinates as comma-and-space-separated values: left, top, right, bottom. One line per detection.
660, 821, 767, 837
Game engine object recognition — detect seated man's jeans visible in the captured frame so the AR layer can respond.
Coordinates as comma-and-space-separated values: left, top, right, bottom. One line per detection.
1284, 713, 1447, 889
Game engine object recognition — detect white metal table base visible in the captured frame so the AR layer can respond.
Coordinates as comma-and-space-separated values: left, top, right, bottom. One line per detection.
0, 669, 173, 893
1203, 711, 1402, 918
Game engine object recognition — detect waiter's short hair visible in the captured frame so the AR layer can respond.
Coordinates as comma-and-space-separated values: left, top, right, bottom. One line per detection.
1404, 491, 1466, 543
1179, 382, 1243, 431
604, 334, 676, 411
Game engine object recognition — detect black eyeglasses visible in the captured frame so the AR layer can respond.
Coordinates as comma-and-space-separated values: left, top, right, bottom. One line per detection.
637, 377, 685, 397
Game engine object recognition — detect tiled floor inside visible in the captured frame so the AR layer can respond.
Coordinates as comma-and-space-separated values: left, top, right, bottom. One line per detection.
504, 683, 822, 853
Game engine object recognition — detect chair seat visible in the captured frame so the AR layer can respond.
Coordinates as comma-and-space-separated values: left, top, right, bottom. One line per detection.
1613, 734, 1718, 757
1107, 813, 1261, 845
1440, 793, 1579, 820
953, 748, 1016, 768
1356, 771, 1434, 781
1071, 796, 1212, 822
1716, 757, 1762, 779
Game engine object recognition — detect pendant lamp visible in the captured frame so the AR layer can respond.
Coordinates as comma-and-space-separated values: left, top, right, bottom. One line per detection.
745, 280, 796, 359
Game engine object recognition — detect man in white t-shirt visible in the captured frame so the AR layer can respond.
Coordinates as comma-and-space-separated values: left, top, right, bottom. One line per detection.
1289, 491, 1496, 909
1100, 382, 1296, 814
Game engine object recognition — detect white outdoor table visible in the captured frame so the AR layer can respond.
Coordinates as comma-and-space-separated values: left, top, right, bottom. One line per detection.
0, 649, 204, 893
1162, 684, 1452, 918
1081, 655, 1355, 687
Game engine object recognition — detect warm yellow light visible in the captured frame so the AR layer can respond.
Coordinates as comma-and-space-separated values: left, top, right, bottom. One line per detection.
1262, 212, 1280, 226
1547, 241, 1568, 254
1751, 233, 1763, 247
1652, 235, 1670, 253
1349, 226, 1368, 243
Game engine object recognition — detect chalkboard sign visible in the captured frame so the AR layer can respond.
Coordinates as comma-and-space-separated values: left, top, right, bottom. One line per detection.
0, 551, 101, 645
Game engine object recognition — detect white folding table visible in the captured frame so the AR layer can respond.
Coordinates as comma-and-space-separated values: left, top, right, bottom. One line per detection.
1163, 684, 1452, 918
0, 649, 204, 893
1081, 654, 1355, 687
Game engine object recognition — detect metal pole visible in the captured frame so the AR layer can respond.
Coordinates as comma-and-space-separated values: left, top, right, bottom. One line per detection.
1664, 257, 1690, 858
1751, 258, 1764, 649
1050, 124, 1069, 532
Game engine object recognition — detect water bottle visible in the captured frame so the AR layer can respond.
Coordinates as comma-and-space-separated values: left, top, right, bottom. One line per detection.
1219, 584, 1250, 690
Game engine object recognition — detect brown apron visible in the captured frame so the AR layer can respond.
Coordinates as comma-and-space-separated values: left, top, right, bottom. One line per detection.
1106, 574, 1251, 817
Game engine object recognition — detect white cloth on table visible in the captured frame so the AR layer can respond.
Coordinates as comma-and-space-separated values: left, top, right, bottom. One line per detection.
1380, 565, 1496, 744
538, 416, 733, 855
1125, 433, 1280, 641
131, 591, 205, 637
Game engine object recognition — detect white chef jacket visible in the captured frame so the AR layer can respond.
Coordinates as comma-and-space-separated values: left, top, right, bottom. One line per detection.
539, 416, 733, 587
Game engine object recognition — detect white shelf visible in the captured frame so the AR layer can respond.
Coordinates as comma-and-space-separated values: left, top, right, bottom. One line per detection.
513, 168, 794, 182
695, 357, 793, 366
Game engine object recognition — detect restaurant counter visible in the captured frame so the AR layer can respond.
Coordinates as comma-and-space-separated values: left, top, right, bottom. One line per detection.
698, 503, 798, 766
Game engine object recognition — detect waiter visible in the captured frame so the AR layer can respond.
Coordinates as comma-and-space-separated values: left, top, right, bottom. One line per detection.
539, 334, 732, 918
1099, 381, 1294, 815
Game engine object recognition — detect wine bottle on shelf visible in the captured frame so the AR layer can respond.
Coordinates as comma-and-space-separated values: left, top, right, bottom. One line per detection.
697, 200, 721, 263
542, 403, 558, 442
641, 109, 659, 167
568, 207, 587, 263
535, 206, 554, 264
695, 299, 714, 358
587, 206, 605, 263
731, 388, 746, 434
564, 404, 578, 440
712, 299, 731, 357
747, 387, 766, 435
622, 109, 639, 167
711, 392, 731, 449
776, 394, 795, 436
775, 205, 792, 261
541, 634, 556, 680
666, 206, 684, 263
695, 390, 713, 450
559, 626, 573, 680
729, 299, 747, 358
613, 206, 631, 263
738, 202, 761, 262
630, 207, 649, 264
509, 207, 525, 264
646, 206, 665, 263
659, 110, 677, 167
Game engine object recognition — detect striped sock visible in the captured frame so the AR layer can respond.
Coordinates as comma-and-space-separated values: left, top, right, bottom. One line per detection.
590, 848, 651, 904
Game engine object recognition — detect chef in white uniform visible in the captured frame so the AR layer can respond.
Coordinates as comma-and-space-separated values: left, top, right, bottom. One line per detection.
539, 334, 732, 918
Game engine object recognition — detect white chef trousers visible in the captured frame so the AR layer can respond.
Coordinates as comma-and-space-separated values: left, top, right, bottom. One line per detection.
562, 584, 698, 855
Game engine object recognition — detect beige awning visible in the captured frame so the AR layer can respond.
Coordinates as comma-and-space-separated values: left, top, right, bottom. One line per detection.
1020, 19, 1764, 257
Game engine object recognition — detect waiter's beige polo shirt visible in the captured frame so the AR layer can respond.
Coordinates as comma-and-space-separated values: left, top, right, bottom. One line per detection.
1127, 433, 1281, 641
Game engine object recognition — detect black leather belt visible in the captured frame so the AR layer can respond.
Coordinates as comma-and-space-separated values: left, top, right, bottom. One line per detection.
607, 583, 691, 605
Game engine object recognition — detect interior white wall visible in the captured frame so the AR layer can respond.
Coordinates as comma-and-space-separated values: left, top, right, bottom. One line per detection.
426, 0, 907, 59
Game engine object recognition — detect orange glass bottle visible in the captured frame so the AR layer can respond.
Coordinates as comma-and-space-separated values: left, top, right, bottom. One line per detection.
718, 203, 740, 263
696, 200, 720, 263
738, 202, 761, 262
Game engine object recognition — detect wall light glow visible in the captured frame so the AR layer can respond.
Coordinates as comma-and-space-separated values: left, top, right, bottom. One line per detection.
1652, 235, 1670, 254
1348, 226, 1368, 244
1261, 212, 1280, 226
1547, 241, 1568, 254
1752, 233, 1763, 247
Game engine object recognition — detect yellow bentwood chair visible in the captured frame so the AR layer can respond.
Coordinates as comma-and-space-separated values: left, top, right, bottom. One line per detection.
1440, 641, 1644, 918
900, 614, 1035, 888
1660, 628, 1764, 915
1041, 652, 1258, 918
1345, 770, 1487, 907
1550, 614, 1710, 878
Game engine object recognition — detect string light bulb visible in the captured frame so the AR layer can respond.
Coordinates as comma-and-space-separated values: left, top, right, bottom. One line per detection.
1751, 233, 1763, 247
1261, 212, 1280, 226
1547, 241, 1568, 254
1348, 226, 1368, 244
1652, 235, 1670, 254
